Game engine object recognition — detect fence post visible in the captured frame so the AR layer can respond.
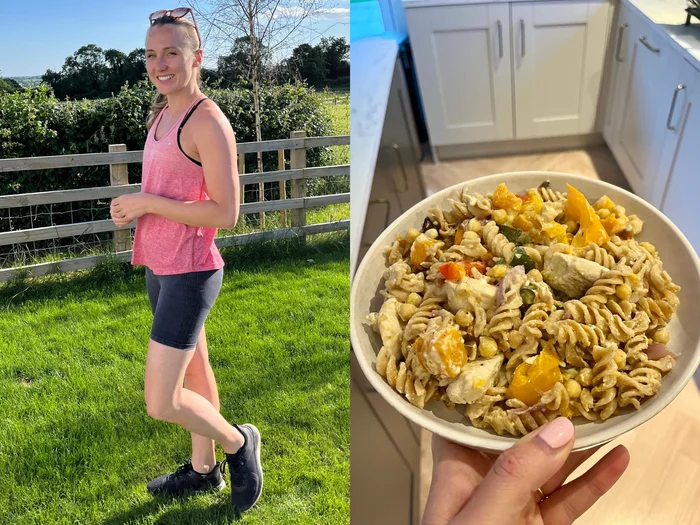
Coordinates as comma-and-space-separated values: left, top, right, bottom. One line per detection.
290, 131, 306, 238
278, 149, 287, 228
109, 144, 132, 252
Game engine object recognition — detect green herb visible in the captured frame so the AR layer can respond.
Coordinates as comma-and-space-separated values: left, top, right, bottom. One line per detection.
494, 258, 508, 265
510, 247, 536, 273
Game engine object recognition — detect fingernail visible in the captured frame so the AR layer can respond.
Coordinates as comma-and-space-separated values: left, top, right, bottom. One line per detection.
537, 417, 574, 449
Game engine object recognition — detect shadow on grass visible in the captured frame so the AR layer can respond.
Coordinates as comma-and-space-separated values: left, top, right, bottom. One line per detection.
0, 233, 349, 309
101, 495, 241, 525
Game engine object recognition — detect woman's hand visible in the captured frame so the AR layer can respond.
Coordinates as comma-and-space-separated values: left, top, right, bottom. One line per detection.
110, 193, 153, 228
422, 417, 630, 525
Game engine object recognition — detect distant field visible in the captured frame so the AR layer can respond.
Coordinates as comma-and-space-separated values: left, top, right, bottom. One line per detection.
9, 76, 42, 88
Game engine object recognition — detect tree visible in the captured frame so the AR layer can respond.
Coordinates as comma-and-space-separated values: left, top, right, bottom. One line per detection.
319, 36, 348, 81
186, 0, 325, 174
41, 45, 147, 100
217, 36, 272, 87
0, 71, 21, 93
288, 43, 326, 86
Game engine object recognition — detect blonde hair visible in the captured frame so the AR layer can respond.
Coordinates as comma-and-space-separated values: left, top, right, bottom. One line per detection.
145, 16, 203, 130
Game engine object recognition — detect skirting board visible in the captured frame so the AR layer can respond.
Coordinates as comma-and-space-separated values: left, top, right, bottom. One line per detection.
433, 134, 605, 162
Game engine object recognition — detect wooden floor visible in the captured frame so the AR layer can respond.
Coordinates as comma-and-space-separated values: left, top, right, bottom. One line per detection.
418, 145, 700, 525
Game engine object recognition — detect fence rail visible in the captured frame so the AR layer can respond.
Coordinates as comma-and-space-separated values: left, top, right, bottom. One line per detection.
0, 131, 350, 282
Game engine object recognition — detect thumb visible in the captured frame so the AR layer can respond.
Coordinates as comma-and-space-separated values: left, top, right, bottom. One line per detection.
457, 417, 575, 524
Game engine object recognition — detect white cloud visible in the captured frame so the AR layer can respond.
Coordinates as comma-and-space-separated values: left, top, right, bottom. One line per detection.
262, 6, 349, 20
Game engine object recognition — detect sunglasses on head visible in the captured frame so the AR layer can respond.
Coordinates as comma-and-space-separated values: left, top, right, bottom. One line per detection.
149, 8, 202, 49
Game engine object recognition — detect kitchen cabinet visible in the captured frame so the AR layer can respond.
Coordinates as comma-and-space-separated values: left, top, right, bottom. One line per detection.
658, 62, 700, 253
603, 2, 698, 209
405, 0, 610, 148
352, 53, 426, 524
512, 1, 610, 139
605, 4, 679, 206
405, 4, 514, 145
358, 57, 426, 264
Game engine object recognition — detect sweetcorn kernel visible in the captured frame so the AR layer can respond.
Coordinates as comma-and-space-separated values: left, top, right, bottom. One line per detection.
492, 209, 508, 225
425, 228, 439, 239
455, 309, 473, 327
508, 330, 523, 349
593, 195, 615, 211
398, 303, 417, 322
652, 329, 670, 344
616, 284, 632, 301
479, 336, 498, 358
597, 208, 611, 219
565, 379, 582, 399
468, 218, 481, 233
487, 264, 509, 279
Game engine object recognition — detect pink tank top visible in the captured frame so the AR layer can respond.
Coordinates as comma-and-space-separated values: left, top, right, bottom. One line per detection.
131, 96, 225, 275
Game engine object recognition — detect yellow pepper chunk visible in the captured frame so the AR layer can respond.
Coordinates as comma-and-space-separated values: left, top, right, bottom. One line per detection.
493, 183, 523, 212
522, 191, 544, 217
600, 214, 627, 235
410, 234, 437, 268
565, 184, 610, 247
513, 214, 534, 232
506, 349, 563, 406
543, 221, 567, 241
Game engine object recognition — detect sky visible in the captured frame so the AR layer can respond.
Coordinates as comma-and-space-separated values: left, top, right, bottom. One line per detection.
0, 0, 350, 77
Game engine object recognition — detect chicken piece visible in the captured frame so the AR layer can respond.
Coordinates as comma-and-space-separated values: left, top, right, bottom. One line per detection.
542, 252, 606, 298
446, 277, 498, 313
416, 324, 467, 379
446, 354, 504, 404
377, 297, 402, 360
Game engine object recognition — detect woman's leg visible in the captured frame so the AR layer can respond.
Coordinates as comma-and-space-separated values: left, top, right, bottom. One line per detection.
144, 337, 244, 455
184, 325, 220, 474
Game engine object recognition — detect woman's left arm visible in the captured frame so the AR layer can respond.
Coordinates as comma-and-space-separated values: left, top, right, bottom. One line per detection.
111, 105, 241, 229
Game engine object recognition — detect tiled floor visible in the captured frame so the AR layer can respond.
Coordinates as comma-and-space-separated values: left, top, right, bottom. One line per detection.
418, 146, 700, 525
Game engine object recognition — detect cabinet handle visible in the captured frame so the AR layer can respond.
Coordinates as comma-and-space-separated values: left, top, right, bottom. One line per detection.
639, 36, 660, 54
497, 20, 503, 59
615, 23, 628, 62
391, 144, 410, 193
666, 84, 686, 131
520, 19, 525, 57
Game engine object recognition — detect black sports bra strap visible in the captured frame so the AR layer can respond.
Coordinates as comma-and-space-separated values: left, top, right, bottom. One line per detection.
177, 97, 209, 167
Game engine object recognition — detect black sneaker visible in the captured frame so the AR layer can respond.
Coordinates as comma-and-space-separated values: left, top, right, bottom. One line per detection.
222, 424, 263, 512
146, 461, 226, 496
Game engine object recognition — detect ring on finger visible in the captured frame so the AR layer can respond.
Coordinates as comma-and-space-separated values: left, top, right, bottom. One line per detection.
535, 487, 548, 503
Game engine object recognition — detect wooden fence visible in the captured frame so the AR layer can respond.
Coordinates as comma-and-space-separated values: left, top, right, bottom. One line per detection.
0, 131, 350, 283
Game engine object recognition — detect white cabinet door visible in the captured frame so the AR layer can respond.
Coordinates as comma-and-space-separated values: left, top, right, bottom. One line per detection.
659, 64, 700, 254
603, 4, 635, 144
405, 4, 513, 146
610, 13, 678, 201
512, 0, 610, 139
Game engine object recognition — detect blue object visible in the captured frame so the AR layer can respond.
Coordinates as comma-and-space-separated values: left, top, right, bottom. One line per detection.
350, 0, 386, 42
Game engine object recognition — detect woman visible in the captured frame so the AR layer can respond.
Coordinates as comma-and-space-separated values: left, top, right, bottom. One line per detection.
109, 8, 262, 513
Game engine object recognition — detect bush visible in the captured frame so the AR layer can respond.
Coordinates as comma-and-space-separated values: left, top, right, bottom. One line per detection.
0, 80, 339, 236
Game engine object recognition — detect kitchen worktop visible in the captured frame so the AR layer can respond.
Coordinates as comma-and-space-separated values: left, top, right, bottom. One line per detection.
350, 36, 400, 275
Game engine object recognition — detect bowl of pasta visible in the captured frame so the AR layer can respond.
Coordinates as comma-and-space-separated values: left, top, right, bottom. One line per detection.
350, 172, 700, 452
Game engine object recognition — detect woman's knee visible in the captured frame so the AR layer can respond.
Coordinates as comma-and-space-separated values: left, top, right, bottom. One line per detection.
145, 391, 181, 422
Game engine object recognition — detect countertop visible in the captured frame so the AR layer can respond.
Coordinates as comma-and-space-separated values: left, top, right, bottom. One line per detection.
624, 0, 700, 67
350, 36, 400, 276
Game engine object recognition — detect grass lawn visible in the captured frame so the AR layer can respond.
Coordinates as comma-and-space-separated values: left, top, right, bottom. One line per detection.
0, 234, 350, 524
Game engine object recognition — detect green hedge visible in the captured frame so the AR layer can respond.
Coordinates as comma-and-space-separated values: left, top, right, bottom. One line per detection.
0, 80, 344, 237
